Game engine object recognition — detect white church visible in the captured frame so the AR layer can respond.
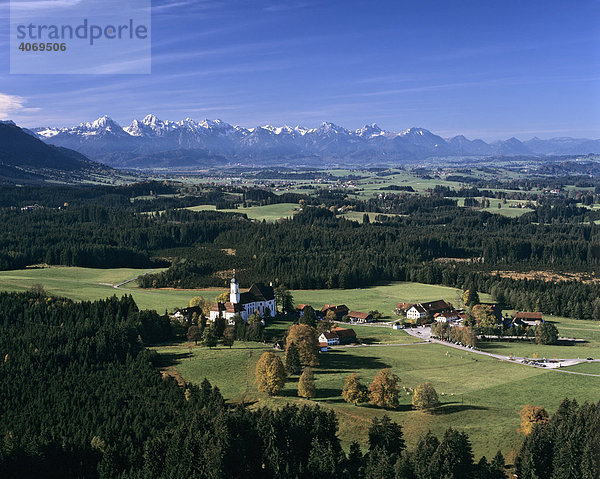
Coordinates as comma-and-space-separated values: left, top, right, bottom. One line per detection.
209, 274, 276, 324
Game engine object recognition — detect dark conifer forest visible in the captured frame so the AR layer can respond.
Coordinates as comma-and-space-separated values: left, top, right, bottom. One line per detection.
2, 291, 595, 478
0, 182, 598, 319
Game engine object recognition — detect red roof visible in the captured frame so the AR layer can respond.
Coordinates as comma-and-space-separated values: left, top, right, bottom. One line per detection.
332, 327, 356, 339
396, 302, 414, 310
210, 301, 244, 314
348, 311, 372, 320
321, 304, 349, 314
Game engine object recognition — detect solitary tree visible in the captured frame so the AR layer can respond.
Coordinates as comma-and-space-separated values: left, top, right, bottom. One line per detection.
342, 373, 368, 405
29, 283, 46, 296
298, 367, 316, 399
187, 325, 202, 345
275, 285, 294, 314
368, 369, 400, 409
286, 323, 319, 366
202, 325, 218, 348
299, 306, 317, 327
222, 326, 235, 348
535, 322, 559, 345
519, 405, 549, 435
285, 341, 302, 375
412, 382, 440, 411
255, 351, 286, 395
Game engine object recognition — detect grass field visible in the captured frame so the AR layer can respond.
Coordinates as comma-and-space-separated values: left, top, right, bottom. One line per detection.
152, 336, 600, 460
477, 316, 600, 359
0, 268, 487, 319
293, 282, 491, 317
3, 264, 597, 459
186, 203, 300, 221
0, 267, 208, 311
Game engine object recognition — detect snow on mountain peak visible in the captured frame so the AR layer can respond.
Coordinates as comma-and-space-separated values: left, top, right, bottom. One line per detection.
356, 123, 384, 138
142, 114, 161, 125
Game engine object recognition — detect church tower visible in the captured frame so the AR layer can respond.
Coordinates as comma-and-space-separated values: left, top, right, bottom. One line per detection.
230, 272, 240, 304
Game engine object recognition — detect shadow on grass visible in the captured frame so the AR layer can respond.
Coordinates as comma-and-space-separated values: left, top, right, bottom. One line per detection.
152, 351, 189, 368
318, 350, 389, 374
432, 402, 489, 415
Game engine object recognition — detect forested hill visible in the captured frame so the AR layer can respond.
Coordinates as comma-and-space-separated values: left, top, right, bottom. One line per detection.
0, 291, 341, 478
1, 291, 598, 478
1, 200, 599, 318
0, 122, 111, 183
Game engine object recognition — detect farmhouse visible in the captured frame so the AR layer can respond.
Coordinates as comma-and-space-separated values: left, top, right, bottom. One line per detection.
319, 331, 340, 346
514, 311, 543, 326
348, 311, 374, 323
406, 300, 452, 320
170, 305, 203, 321
332, 327, 357, 344
434, 310, 460, 323
209, 275, 276, 323
321, 304, 349, 320
318, 327, 357, 348
406, 304, 428, 320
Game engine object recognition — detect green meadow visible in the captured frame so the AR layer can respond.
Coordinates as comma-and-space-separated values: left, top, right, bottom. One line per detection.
292, 282, 491, 317
0, 267, 488, 317
152, 336, 600, 460
185, 203, 300, 221
0, 267, 204, 311
477, 316, 600, 360
1, 265, 597, 460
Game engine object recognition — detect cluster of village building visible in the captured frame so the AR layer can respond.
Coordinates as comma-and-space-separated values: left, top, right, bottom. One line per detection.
394, 300, 544, 329
171, 276, 544, 351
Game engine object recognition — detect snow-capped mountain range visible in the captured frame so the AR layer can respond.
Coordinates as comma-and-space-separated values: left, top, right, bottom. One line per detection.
32, 115, 600, 168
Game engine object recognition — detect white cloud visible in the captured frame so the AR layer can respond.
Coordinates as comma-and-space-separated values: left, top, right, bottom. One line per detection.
0, 93, 40, 119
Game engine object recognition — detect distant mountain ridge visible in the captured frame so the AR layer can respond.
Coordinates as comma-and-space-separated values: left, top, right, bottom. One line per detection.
0, 121, 108, 183
32, 115, 600, 168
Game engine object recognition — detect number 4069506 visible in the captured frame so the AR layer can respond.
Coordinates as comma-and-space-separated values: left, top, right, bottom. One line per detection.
18, 43, 67, 52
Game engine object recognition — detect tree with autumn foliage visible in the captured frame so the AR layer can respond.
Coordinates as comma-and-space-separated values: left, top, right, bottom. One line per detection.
215, 292, 229, 304
189, 295, 212, 315
342, 373, 368, 405
412, 382, 440, 411
286, 323, 319, 366
519, 404, 549, 435
368, 369, 400, 409
285, 341, 302, 375
255, 351, 286, 395
462, 289, 480, 307
298, 367, 316, 399
471, 304, 497, 329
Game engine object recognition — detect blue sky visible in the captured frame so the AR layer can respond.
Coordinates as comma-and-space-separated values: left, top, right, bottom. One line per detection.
0, 0, 598, 140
